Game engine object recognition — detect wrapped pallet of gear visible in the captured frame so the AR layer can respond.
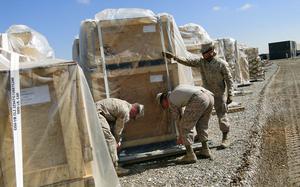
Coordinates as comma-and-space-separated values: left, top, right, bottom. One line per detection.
0, 29, 119, 187
244, 47, 264, 80
72, 37, 80, 63
179, 23, 212, 86
179, 23, 212, 54
215, 38, 251, 85
4, 25, 55, 60
214, 39, 226, 60
77, 8, 194, 148
0, 34, 31, 62
220, 38, 238, 81
0, 58, 119, 187
236, 44, 250, 84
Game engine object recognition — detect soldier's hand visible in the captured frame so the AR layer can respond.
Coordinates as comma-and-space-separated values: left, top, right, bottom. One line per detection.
162, 51, 174, 59
226, 95, 233, 105
116, 141, 122, 152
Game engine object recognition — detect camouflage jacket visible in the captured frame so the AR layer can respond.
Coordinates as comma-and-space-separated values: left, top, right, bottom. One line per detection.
175, 56, 234, 97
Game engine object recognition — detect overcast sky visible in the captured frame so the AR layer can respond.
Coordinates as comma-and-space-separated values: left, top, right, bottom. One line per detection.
1, 0, 299, 59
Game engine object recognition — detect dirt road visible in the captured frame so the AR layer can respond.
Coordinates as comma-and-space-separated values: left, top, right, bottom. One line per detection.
254, 59, 300, 186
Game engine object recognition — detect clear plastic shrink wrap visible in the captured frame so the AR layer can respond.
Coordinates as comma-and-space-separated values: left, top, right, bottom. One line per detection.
77, 8, 194, 147
6, 25, 55, 60
0, 57, 119, 186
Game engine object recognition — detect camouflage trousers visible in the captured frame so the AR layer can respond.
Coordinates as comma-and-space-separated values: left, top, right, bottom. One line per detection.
179, 91, 214, 145
214, 95, 230, 133
98, 114, 118, 165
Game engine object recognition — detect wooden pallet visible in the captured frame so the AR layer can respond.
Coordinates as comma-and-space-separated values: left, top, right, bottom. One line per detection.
41, 176, 94, 187
237, 83, 252, 87
250, 78, 265, 82
234, 90, 253, 96
212, 105, 245, 115
119, 141, 217, 165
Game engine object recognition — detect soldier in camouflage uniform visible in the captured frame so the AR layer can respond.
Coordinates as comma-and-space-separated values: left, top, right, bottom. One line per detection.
95, 98, 144, 176
163, 42, 234, 149
157, 84, 214, 164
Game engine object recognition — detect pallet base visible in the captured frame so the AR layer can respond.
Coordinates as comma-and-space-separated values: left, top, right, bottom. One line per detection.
119, 141, 217, 165
212, 106, 245, 115
237, 83, 252, 87
250, 78, 265, 82
41, 176, 94, 187
233, 90, 253, 96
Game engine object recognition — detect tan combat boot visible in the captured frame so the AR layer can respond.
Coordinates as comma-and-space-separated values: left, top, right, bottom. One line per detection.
196, 141, 213, 159
115, 162, 130, 177
176, 145, 197, 164
220, 132, 230, 149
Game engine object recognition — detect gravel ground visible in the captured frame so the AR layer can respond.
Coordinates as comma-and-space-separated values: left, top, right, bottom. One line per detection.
119, 63, 278, 187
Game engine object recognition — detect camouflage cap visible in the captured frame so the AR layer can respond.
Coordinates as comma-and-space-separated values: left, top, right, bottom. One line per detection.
200, 42, 215, 54
132, 103, 144, 118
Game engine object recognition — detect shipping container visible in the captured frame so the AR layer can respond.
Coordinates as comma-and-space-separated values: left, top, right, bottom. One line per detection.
268, 40, 297, 60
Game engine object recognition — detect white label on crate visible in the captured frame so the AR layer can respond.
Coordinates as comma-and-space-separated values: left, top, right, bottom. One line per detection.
150, 74, 163, 83
143, 25, 156, 33
21, 85, 51, 106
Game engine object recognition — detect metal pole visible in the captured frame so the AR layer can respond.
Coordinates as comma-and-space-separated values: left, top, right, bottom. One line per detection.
97, 22, 110, 98
159, 17, 172, 91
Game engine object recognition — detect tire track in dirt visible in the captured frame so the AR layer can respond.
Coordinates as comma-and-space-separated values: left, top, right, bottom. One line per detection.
266, 60, 300, 186
239, 59, 300, 186
282, 60, 300, 186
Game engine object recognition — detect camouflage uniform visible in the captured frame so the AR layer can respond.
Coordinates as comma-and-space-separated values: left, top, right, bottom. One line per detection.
95, 98, 132, 165
169, 85, 214, 145
97, 114, 119, 164
175, 56, 233, 133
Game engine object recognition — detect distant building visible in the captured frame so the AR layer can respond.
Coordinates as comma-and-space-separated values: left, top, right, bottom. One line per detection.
268, 41, 297, 60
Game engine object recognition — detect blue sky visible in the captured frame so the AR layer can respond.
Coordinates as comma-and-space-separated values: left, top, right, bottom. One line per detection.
1, 0, 299, 59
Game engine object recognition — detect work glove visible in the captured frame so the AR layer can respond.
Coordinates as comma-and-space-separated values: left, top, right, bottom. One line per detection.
162, 51, 174, 59
226, 95, 233, 105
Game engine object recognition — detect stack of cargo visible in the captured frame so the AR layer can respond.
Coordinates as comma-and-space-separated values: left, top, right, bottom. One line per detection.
222, 38, 237, 68
76, 8, 194, 147
214, 39, 226, 60
0, 25, 54, 60
215, 38, 252, 85
178, 25, 250, 85
217, 38, 238, 80
179, 23, 212, 54
236, 44, 250, 84
72, 38, 80, 63
244, 47, 264, 80
179, 23, 212, 86
0, 26, 119, 186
